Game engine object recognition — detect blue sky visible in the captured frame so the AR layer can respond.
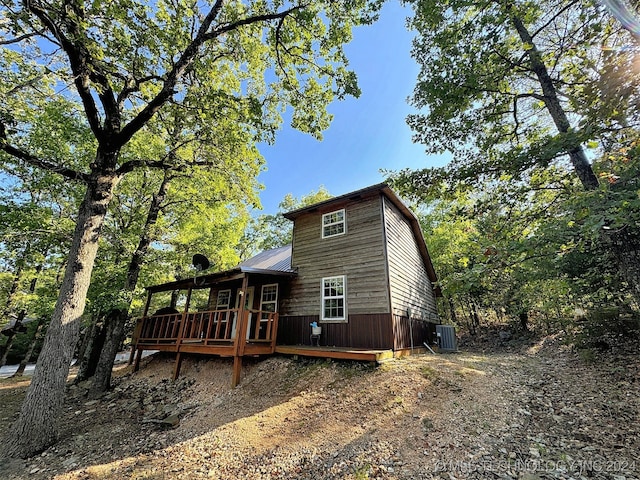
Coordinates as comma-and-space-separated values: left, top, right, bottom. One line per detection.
256, 1, 451, 214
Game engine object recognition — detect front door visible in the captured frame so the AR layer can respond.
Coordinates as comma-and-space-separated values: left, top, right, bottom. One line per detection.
231, 287, 254, 339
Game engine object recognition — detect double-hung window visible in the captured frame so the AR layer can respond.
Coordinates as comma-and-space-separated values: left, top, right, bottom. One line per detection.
216, 290, 231, 310
321, 275, 346, 321
260, 284, 278, 315
322, 209, 346, 238
215, 289, 232, 330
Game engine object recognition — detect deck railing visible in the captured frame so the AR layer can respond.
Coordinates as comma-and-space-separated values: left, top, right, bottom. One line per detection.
132, 307, 279, 385
135, 308, 279, 349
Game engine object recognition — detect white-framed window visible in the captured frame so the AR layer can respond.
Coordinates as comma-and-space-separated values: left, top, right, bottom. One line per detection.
260, 284, 278, 314
321, 275, 346, 321
216, 289, 231, 309
322, 209, 346, 238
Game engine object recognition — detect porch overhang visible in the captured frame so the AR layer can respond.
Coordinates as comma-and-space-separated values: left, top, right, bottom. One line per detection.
145, 266, 297, 293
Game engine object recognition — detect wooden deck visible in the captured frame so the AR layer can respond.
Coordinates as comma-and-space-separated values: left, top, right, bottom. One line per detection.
131, 307, 279, 385
274, 345, 395, 363
132, 309, 428, 385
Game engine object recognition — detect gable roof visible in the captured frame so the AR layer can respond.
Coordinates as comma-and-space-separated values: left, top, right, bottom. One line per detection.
284, 183, 441, 296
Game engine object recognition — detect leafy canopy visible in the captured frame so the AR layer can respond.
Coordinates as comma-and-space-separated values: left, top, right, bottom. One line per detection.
396, 0, 640, 195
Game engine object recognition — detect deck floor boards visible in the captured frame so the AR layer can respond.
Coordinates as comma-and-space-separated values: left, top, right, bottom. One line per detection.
274, 345, 394, 363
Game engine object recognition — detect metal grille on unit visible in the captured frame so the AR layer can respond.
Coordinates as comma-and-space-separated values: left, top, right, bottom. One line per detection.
436, 325, 458, 352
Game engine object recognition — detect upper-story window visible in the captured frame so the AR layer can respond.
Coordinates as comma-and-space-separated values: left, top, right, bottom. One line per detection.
322, 209, 346, 238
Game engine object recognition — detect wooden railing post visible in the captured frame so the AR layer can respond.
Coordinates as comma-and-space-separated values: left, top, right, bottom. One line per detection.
173, 288, 192, 380
270, 312, 279, 353
232, 274, 249, 387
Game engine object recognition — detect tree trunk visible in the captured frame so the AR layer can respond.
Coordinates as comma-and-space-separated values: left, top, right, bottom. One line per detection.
0, 330, 17, 367
447, 297, 458, 325
471, 299, 482, 328
0, 262, 43, 368
1, 244, 27, 318
74, 320, 95, 376
3, 169, 119, 458
463, 298, 477, 336
0, 311, 27, 367
12, 319, 43, 378
510, 12, 599, 190
0, 245, 28, 364
89, 309, 127, 395
74, 318, 106, 383
519, 311, 529, 332
90, 170, 171, 396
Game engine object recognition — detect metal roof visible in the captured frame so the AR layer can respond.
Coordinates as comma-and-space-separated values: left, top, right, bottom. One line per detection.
145, 246, 295, 293
237, 244, 292, 272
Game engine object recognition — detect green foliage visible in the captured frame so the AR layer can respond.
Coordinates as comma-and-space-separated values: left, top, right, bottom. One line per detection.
388, 0, 640, 341
395, 148, 640, 335
396, 0, 640, 196
0, 0, 383, 330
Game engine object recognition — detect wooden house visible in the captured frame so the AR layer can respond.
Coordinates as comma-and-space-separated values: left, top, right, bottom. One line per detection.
131, 184, 441, 385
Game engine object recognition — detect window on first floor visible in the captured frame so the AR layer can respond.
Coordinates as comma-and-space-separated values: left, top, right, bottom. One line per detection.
260, 284, 278, 315
321, 275, 346, 321
322, 209, 346, 238
216, 289, 231, 309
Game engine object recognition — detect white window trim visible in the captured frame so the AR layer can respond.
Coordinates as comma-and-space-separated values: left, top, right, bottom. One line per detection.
216, 289, 231, 309
321, 209, 346, 239
259, 283, 279, 314
321, 275, 347, 322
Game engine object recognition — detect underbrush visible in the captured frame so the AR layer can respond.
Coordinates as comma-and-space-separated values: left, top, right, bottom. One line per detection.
454, 305, 640, 359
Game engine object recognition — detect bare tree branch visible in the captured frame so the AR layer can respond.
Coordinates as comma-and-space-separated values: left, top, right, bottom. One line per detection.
116, 2, 307, 149
0, 122, 89, 182
0, 31, 43, 45
25, 0, 106, 142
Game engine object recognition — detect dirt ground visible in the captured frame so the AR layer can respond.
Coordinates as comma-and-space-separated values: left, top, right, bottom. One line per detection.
0, 332, 638, 480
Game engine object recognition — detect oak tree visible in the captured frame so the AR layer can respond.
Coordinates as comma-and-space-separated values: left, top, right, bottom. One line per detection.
0, 0, 380, 457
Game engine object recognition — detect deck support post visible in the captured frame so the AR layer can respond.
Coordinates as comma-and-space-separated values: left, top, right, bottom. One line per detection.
172, 288, 191, 381
173, 352, 183, 380
130, 291, 153, 365
128, 319, 144, 365
133, 348, 143, 372
232, 355, 242, 387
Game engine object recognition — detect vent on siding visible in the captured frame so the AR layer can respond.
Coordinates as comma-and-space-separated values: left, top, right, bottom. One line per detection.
436, 325, 457, 352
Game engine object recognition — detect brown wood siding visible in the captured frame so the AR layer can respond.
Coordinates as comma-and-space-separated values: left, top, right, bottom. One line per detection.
383, 197, 439, 322
283, 196, 391, 317
392, 314, 437, 350
277, 314, 393, 349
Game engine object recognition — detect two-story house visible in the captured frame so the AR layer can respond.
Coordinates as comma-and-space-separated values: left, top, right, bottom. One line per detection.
132, 184, 441, 385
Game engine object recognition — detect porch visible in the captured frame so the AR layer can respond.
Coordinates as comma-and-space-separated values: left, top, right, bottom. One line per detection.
130, 250, 296, 386
132, 306, 278, 385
